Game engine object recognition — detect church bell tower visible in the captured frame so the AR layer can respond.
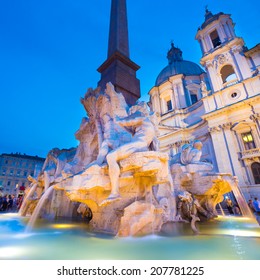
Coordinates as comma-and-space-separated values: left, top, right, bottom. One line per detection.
196, 8, 252, 92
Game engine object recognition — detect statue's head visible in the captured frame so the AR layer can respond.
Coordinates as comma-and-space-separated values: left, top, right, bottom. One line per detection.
129, 101, 149, 117
49, 147, 60, 157
193, 140, 203, 150
178, 191, 192, 202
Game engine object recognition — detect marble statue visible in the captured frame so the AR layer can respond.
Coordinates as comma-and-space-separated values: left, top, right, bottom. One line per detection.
78, 83, 132, 169
62, 117, 98, 176
172, 140, 208, 165
200, 80, 209, 97
104, 101, 159, 203
41, 147, 75, 191
21, 82, 244, 237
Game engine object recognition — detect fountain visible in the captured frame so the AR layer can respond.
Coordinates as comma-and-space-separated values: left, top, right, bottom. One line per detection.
17, 82, 255, 238
0, 82, 259, 260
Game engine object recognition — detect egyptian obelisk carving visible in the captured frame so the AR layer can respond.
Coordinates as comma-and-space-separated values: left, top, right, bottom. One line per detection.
97, 0, 140, 105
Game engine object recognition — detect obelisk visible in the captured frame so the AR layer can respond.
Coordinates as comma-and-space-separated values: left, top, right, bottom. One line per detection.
97, 0, 140, 106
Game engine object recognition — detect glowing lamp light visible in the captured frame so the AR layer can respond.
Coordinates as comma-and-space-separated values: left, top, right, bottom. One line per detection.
243, 133, 253, 143
1, 213, 19, 217
50, 224, 79, 229
225, 229, 260, 237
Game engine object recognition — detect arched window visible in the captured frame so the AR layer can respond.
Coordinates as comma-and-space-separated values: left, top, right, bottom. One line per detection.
241, 132, 256, 150
252, 162, 260, 184
190, 93, 198, 105
166, 100, 172, 111
220, 65, 237, 84
210, 30, 221, 48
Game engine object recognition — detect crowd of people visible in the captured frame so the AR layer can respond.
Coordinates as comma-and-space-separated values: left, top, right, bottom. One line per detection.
224, 196, 260, 217
248, 197, 260, 224
0, 194, 23, 212
225, 197, 241, 215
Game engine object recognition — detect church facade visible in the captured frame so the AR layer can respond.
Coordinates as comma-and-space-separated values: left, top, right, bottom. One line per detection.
149, 9, 260, 200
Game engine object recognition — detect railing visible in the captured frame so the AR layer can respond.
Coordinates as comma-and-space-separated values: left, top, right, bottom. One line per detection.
240, 148, 260, 159
223, 78, 238, 88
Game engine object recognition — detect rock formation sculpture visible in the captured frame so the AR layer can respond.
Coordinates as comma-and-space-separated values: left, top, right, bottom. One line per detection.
20, 82, 244, 236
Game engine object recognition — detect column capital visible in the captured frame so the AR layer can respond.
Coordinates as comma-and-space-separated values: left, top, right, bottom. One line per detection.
219, 122, 233, 130
250, 113, 260, 121
208, 126, 221, 133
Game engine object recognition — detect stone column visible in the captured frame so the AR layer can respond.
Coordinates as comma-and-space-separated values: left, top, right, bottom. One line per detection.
205, 61, 220, 92
198, 35, 206, 53
151, 91, 161, 115
250, 113, 260, 139
175, 84, 186, 108
205, 35, 213, 51
227, 20, 235, 38
222, 21, 231, 39
220, 123, 246, 185
209, 126, 233, 174
216, 26, 225, 43
231, 46, 252, 80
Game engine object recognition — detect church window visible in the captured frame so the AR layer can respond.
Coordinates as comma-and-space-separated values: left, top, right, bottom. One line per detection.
9, 170, 13, 176
251, 162, 260, 184
166, 100, 173, 111
210, 30, 221, 48
221, 65, 237, 84
190, 93, 198, 105
242, 132, 256, 150
231, 92, 238, 98
2, 169, 6, 175
7, 181, 11, 186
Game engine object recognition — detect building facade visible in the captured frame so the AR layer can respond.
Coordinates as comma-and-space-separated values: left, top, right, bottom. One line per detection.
0, 153, 45, 195
149, 9, 260, 200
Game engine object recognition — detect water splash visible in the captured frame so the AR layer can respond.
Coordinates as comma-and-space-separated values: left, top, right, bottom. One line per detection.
25, 186, 54, 233
19, 183, 38, 216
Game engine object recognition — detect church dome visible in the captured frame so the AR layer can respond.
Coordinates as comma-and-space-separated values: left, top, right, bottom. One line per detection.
155, 43, 205, 86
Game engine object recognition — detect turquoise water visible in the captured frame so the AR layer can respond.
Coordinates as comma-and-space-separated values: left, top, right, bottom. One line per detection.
1, 213, 260, 260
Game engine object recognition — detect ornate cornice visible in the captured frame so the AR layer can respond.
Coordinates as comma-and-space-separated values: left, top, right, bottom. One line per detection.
219, 122, 233, 130
174, 140, 191, 148
208, 126, 221, 133
250, 113, 260, 121
202, 94, 260, 120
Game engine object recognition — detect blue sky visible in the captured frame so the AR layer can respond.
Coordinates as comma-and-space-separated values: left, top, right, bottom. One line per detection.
0, 0, 259, 158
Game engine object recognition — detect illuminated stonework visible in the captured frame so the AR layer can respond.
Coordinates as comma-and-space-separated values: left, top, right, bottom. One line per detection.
149, 9, 260, 200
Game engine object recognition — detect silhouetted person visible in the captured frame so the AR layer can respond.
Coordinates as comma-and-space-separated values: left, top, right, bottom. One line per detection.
0, 196, 3, 210
7, 194, 13, 211
253, 197, 260, 214
248, 199, 255, 213
226, 198, 234, 214
1, 195, 8, 211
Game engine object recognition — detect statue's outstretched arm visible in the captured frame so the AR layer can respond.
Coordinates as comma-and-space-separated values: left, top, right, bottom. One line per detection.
117, 112, 143, 127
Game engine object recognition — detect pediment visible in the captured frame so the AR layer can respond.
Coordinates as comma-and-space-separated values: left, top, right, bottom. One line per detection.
231, 121, 255, 132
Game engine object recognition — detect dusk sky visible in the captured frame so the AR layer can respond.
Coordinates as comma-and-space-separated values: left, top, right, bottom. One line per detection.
0, 0, 259, 158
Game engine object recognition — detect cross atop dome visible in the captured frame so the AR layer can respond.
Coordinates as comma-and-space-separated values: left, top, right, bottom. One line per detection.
204, 5, 214, 21
167, 42, 183, 64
